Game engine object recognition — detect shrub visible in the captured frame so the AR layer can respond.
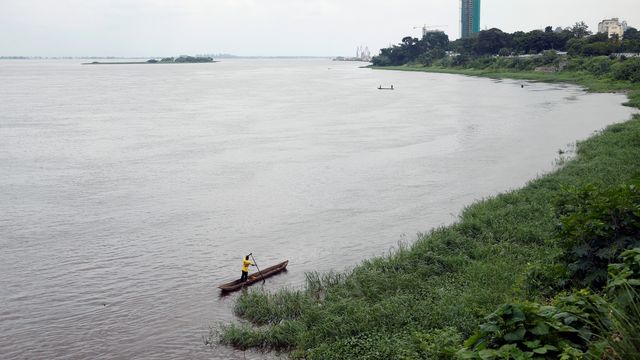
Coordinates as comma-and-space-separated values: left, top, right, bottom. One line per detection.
460, 251, 640, 360
451, 54, 471, 67
583, 57, 613, 76
417, 49, 446, 67
458, 301, 594, 359
555, 183, 640, 289
371, 55, 392, 67
590, 249, 640, 359
412, 327, 463, 359
611, 58, 640, 82
469, 56, 495, 70
541, 50, 559, 65
607, 248, 640, 309
498, 48, 512, 57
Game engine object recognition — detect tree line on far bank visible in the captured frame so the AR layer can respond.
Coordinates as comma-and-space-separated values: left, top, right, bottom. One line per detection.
372, 22, 640, 67
146, 56, 214, 63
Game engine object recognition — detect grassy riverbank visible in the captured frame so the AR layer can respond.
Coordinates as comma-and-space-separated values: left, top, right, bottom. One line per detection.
216, 69, 640, 358
371, 64, 640, 109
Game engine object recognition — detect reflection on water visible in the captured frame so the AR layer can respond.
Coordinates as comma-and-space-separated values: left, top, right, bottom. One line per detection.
0, 59, 635, 359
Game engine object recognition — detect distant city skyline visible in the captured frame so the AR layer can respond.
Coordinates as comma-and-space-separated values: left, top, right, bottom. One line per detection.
1, 0, 639, 57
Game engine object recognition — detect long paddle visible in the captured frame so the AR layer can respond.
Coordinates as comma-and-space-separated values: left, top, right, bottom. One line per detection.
249, 253, 266, 284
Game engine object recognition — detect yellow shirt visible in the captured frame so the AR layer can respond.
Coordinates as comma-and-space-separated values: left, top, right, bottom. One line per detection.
242, 258, 252, 272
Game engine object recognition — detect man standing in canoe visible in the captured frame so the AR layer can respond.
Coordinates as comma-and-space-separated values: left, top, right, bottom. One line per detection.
240, 254, 255, 282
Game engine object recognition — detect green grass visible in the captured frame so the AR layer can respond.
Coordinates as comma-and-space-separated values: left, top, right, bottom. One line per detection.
370, 65, 640, 102
372, 65, 640, 94
215, 68, 640, 359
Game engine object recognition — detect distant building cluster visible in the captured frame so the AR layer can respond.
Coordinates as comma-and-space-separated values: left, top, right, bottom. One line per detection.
460, 0, 481, 39
421, 27, 445, 38
598, 18, 628, 39
333, 46, 371, 62
356, 46, 372, 61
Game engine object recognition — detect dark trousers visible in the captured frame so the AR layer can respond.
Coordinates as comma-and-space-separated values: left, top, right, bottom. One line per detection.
240, 271, 248, 282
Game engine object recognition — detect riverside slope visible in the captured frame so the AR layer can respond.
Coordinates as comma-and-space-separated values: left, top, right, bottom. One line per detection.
218, 66, 640, 359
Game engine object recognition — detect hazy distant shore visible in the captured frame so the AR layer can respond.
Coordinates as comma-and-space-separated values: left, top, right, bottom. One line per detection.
82, 61, 219, 65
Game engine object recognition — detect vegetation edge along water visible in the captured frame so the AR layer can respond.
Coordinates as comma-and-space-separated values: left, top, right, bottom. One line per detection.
369, 64, 640, 109
212, 64, 640, 358
213, 22, 640, 355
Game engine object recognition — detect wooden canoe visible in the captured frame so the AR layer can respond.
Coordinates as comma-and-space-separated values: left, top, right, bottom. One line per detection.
218, 260, 289, 292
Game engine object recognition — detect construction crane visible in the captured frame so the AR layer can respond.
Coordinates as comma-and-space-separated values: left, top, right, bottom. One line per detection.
413, 25, 448, 37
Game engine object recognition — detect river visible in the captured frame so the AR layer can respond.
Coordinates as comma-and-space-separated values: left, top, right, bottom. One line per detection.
0, 59, 635, 359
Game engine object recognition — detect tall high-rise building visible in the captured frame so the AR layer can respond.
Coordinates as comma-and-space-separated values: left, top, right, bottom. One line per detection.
460, 0, 481, 38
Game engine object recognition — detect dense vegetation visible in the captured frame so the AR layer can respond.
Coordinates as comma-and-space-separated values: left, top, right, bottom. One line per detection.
147, 56, 214, 63
372, 22, 640, 67
214, 21, 640, 359
370, 24, 640, 100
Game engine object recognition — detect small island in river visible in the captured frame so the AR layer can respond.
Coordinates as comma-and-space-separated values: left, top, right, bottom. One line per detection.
83, 55, 216, 65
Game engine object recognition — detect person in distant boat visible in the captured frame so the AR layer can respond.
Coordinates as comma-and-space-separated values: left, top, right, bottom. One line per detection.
240, 255, 255, 282
391, 85, 394, 90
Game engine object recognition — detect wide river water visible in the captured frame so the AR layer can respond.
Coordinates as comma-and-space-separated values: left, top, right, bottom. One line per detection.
0, 59, 636, 359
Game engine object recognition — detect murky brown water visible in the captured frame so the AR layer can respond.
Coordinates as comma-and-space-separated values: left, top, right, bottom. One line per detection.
0, 59, 635, 359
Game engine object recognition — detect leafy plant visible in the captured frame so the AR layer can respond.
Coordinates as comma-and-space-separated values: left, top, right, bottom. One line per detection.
555, 183, 640, 289
589, 248, 640, 359
607, 248, 640, 308
458, 302, 588, 359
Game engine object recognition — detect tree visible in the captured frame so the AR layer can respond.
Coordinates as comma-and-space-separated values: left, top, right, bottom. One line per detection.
401, 36, 421, 63
475, 28, 512, 55
566, 38, 588, 55
570, 21, 592, 38
451, 37, 478, 55
624, 27, 640, 41
588, 32, 609, 43
371, 54, 392, 66
540, 50, 559, 66
545, 26, 553, 33
498, 48, 511, 57
419, 31, 449, 53
417, 49, 446, 66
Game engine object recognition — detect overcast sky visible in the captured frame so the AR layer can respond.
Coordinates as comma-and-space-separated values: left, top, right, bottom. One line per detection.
1, 0, 639, 57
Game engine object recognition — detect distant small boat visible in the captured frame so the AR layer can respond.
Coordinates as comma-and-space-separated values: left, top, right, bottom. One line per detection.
378, 85, 394, 90
218, 260, 289, 292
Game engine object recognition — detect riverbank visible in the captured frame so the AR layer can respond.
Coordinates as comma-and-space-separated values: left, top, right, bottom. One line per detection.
371, 64, 640, 109
216, 69, 640, 358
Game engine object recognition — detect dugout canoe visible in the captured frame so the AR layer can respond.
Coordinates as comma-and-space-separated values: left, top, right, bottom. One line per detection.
218, 260, 289, 292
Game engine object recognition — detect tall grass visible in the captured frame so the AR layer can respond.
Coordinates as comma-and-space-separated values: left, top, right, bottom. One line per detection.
601, 286, 640, 359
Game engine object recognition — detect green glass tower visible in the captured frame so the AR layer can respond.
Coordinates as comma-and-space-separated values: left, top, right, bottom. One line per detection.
460, 0, 481, 38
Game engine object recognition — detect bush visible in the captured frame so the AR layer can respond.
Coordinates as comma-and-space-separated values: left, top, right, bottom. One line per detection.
583, 57, 613, 76
611, 58, 640, 82
371, 55, 392, 67
451, 54, 471, 67
607, 248, 640, 309
555, 183, 640, 289
541, 50, 559, 65
469, 56, 495, 69
498, 48, 512, 57
418, 49, 446, 67
596, 248, 640, 359
458, 298, 599, 359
